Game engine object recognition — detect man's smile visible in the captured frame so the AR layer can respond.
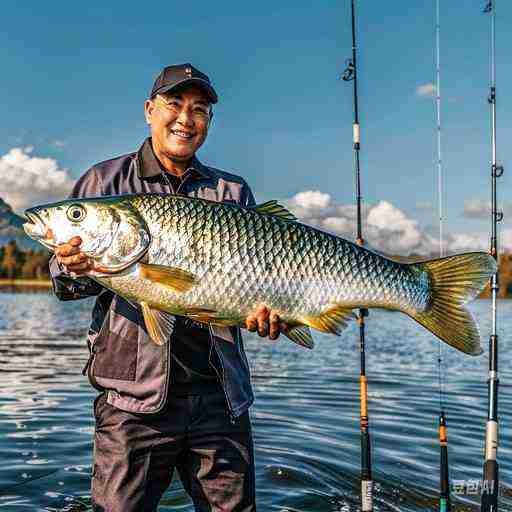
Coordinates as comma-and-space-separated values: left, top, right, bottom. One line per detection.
170, 128, 194, 141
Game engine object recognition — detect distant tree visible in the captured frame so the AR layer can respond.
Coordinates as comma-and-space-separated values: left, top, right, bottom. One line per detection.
21, 249, 36, 278
2, 240, 21, 279
22, 250, 50, 279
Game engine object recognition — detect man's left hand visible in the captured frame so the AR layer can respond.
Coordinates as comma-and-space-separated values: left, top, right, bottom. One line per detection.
245, 304, 287, 341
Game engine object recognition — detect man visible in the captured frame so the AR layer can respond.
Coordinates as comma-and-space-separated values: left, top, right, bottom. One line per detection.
50, 63, 284, 512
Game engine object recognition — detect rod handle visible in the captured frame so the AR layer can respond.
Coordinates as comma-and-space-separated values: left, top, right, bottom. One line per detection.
481, 459, 499, 511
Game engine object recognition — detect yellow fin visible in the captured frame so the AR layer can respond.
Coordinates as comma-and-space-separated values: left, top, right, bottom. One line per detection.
251, 200, 296, 221
406, 252, 497, 355
139, 263, 198, 293
284, 325, 314, 349
301, 305, 356, 335
140, 301, 175, 345
186, 308, 237, 326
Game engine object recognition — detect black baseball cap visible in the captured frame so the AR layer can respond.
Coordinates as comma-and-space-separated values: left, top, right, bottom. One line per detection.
149, 63, 218, 104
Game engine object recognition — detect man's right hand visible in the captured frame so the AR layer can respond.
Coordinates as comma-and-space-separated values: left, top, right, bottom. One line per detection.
54, 236, 93, 277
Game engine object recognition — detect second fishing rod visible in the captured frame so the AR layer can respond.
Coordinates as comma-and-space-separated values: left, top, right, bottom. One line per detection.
342, 1, 373, 510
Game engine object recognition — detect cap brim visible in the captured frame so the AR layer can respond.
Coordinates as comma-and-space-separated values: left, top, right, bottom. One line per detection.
151, 78, 218, 104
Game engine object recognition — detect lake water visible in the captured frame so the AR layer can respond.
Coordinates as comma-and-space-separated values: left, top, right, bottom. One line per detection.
0, 292, 510, 511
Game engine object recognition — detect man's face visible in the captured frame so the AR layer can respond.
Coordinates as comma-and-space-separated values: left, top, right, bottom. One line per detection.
144, 85, 211, 163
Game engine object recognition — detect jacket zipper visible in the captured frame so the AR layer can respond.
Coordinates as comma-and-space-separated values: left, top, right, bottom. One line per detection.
208, 326, 236, 424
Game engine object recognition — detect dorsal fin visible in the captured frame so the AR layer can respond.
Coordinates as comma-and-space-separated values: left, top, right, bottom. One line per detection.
251, 200, 296, 221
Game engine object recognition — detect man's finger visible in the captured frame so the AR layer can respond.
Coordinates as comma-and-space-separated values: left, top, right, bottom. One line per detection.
66, 261, 92, 272
245, 314, 257, 332
61, 253, 88, 266
56, 243, 83, 258
268, 311, 280, 340
256, 305, 270, 337
68, 236, 82, 246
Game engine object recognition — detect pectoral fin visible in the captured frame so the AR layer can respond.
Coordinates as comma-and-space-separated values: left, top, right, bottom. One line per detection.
300, 305, 356, 335
139, 263, 198, 293
141, 301, 175, 345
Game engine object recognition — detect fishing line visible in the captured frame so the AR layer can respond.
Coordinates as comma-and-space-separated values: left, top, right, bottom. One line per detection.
481, 1, 503, 510
342, 2, 373, 510
434, 2, 451, 511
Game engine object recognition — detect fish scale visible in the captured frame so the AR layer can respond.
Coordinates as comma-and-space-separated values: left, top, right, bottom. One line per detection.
24, 193, 497, 353
128, 195, 422, 318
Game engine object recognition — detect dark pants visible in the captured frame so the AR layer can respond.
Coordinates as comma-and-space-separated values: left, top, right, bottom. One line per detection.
91, 392, 256, 512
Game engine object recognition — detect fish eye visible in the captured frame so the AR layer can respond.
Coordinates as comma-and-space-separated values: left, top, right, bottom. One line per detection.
66, 204, 87, 223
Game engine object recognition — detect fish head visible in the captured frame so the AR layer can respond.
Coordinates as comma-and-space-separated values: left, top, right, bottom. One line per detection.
23, 197, 151, 274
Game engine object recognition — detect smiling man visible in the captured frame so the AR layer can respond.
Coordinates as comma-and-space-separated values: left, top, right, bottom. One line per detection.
49, 64, 283, 512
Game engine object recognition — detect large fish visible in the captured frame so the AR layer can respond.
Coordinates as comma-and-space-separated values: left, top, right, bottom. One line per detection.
23, 194, 496, 354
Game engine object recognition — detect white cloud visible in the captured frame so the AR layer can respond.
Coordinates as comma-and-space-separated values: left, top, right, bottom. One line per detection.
416, 82, 436, 98
464, 199, 512, 219
52, 139, 66, 149
0, 147, 74, 212
292, 190, 331, 209
287, 190, 509, 255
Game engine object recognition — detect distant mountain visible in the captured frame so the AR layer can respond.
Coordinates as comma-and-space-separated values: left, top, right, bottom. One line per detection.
0, 197, 39, 249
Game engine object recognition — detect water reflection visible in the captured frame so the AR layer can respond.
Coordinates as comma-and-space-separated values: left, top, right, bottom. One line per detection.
0, 293, 511, 510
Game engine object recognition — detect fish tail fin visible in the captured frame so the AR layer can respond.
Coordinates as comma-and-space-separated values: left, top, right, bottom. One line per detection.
405, 252, 496, 355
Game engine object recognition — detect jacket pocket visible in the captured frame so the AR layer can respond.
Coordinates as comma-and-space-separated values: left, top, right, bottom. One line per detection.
92, 310, 139, 381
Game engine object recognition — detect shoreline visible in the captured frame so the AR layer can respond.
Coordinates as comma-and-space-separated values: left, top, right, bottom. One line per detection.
0, 279, 52, 288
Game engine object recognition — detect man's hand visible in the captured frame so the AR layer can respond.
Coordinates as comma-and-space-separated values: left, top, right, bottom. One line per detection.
54, 236, 93, 277
245, 304, 287, 341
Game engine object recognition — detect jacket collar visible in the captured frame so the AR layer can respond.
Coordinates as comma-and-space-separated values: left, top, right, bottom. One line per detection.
135, 137, 211, 180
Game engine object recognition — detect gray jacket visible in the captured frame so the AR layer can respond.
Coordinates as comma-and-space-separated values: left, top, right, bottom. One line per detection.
50, 138, 256, 418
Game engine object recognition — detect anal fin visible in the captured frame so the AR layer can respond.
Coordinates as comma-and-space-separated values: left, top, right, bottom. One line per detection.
141, 301, 175, 345
284, 325, 314, 349
300, 305, 355, 335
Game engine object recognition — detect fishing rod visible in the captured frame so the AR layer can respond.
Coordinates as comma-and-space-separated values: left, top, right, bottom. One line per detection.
434, 2, 451, 510
341, 2, 373, 510
481, 1, 503, 510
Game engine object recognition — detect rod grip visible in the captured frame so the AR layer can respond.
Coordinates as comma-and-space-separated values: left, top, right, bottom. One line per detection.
485, 420, 499, 460
360, 375, 368, 419
481, 460, 499, 511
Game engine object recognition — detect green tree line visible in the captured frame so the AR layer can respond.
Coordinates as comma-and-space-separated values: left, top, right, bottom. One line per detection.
0, 241, 50, 280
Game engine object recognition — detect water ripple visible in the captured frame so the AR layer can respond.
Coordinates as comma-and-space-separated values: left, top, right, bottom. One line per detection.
0, 293, 511, 510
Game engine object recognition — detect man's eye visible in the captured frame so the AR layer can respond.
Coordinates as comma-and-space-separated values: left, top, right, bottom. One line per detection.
194, 107, 210, 116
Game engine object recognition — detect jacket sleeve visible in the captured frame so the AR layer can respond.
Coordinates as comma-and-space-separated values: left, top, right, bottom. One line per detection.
49, 167, 105, 301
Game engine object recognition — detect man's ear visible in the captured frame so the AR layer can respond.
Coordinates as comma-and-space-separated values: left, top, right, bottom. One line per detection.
144, 99, 154, 125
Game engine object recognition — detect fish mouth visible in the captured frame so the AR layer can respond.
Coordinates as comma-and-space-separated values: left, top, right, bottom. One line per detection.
23, 210, 56, 250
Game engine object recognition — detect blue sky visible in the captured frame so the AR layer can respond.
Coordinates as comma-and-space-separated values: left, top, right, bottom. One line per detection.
0, 1, 510, 253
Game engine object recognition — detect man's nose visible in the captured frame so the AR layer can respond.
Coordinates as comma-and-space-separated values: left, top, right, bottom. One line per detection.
175, 107, 194, 127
